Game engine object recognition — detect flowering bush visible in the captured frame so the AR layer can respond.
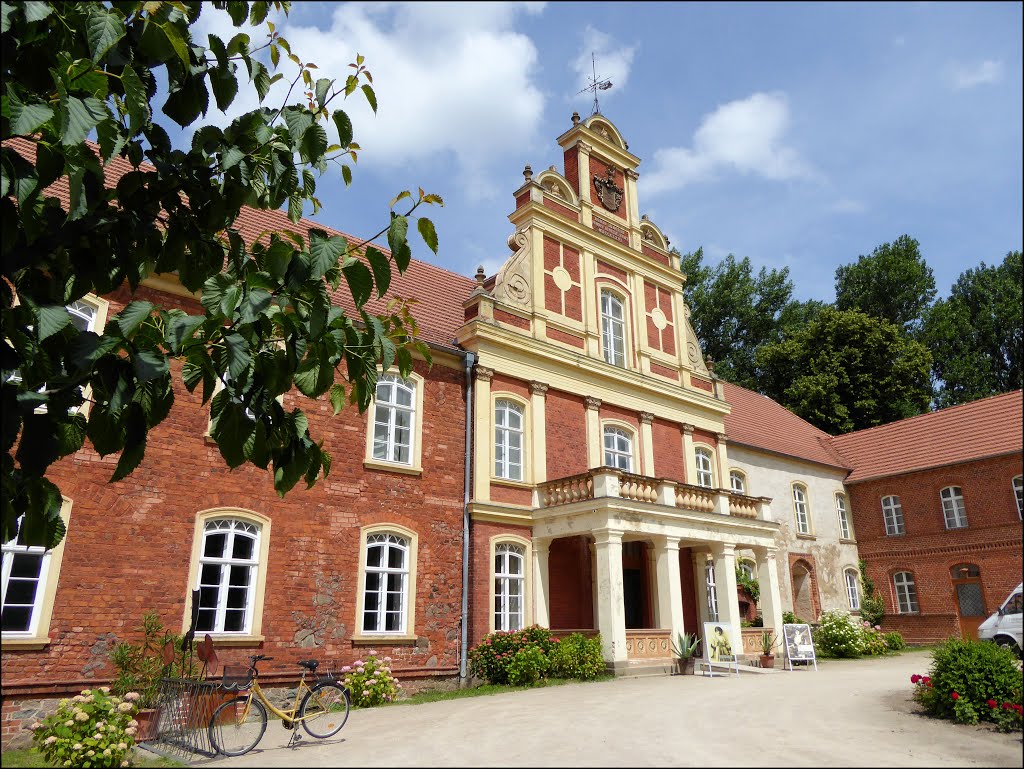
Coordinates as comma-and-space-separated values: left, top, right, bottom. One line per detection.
549, 633, 605, 681
883, 631, 907, 652
910, 638, 1023, 730
506, 645, 549, 686
340, 651, 400, 707
813, 610, 863, 658
30, 687, 139, 768
469, 626, 556, 685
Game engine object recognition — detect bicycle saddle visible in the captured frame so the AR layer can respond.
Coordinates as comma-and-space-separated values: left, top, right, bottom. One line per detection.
297, 659, 319, 671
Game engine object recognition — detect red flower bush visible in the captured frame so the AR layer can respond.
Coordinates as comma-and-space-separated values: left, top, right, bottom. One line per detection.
911, 674, 920, 683
987, 699, 997, 709
951, 692, 960, 701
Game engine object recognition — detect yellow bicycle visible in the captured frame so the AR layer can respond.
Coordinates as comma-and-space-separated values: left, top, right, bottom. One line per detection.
208, 654, 350, 756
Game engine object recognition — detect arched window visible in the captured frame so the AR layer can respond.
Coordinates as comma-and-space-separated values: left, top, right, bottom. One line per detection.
600, 290, 626, 367
1013, 476, 1022, 519
372, 375, 416, 465
729, 470, 746, 494
792, 484, 810, 534
844, 569, 860, 611
603, 426, 633, 471
881, 495, 905, 536
494, 543, 525, 631
835, 493, 851, 540
893, 571, 919, 614
196, 518, 261, 634
362, 532, 410, 634
494, 400, 524, 481
695, 448, 715, 488
940, 486, 968, 529
705, 560, 719, 622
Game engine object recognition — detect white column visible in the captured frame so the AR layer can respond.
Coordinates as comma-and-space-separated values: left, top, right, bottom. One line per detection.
585, 396, 602, 469
589, 540, 599, 632
532, 537, 551, 628
754, 545, 784, 649
693, 551, 710, 626
639, 412, 655, 477
711, 542, 742, 655
593, 529, 627, 665
473, 366, 493, 502
654, 536, 684, 637
682, 424, 696, 485
530, 382, 548, 484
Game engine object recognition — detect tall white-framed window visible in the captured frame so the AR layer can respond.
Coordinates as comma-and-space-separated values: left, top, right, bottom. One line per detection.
494, 399, 524, 481
792, 484, 811, 535
493, 543, 525, 632
603, 425, 634, 471
2, 515, 58, 638
704, 560, 719, 621
844, 569, 860, 611
195, 518, 261, 634
881, 495, 905, 535
940, 486, 968, 529
362, 531, 411, 634
729, 470, 746, 494
695, 447, 715, 488
893, 571, 919, 614
371, 375, 416, 465
600, 290, 626, 368
836, 493, 851, 540
1013, 476, 1022, 519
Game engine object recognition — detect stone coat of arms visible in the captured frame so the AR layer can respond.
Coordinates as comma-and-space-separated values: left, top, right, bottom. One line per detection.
593, 166, 623, 212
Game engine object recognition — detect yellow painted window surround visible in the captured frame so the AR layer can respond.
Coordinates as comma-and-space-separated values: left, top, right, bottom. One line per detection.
489, 534, 532, 633
363, 370, 425, 475
354, 523, 419, 642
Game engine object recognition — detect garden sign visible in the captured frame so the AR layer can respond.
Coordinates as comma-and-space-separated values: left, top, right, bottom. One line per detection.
782, 623, 818, 671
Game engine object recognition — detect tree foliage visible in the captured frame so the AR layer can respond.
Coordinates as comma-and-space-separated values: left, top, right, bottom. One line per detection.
834, 234, 936, 332
1, 1, 442, 547
678, 248, 793, 389
923, 251, 1022, 408
756, 308, 932, 434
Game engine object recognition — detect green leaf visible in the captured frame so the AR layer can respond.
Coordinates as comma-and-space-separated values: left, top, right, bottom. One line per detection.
86, 6, 126, 63
239, 288, 272, 325
110, 404, 147, 482
361, 83, 377, 113
282, 106, 313, 142
23, 1, 53, 22
332, 109, 352, 147
120, 65, 150, 133
116, 301, 155, 338
365, 246, 391, 298
37, 306, 72, 341
329, 383, 346, 415
315, 78, 332, 109
159, 20, 191, 68
417, 217, 438, 254
220, 146, 246, 170
8, 89, 54, 136
299, 123, 327, 163
308, 231, 346, 279
133, 350, 169, 383
251, 60, 272, 103
387, 215, 408, 256
210, 63, 239, 112
342, 260, 373, 307
59, 89, 108, 146
54, 413, 87, 458
223, 333, 251, 380
95, 118, 127, 164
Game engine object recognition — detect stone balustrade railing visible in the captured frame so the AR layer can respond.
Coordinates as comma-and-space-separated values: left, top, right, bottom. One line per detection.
538, 467, 772, 520
624, 629, 673, 659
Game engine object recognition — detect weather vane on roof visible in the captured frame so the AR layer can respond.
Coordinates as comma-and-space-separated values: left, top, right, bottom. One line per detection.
577, 52, 612, 115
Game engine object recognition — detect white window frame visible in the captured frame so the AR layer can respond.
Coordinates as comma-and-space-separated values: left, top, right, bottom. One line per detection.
194, 518, 261, 635
363, 371, 425, 474
844, 569, 860, 611
836, 493, 851, 540
738, 559, 755, 580
940, 486, 968, 529
354, 524, 419, 640
1013, 476, 1022, 520
705, 560, 719, 622
600, 289, 626, 368
729, 470, 746, 494
602, 424, 634, 472
494, 399, 525, 482
893, 571, 919, 614
695, 447, 715, 488
882, 495, 905, 536
793, 483, 811, 535
494, 542, 526, 632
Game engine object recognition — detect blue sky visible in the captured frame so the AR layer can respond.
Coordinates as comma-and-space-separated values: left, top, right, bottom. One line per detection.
186, 1, 1023, 303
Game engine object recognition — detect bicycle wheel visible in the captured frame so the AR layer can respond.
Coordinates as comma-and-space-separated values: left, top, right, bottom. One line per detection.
208, 695, 268, 757
299, 681, 350, 738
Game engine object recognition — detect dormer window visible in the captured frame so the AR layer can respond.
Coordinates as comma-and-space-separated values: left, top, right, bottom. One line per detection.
600, 290, 626, 367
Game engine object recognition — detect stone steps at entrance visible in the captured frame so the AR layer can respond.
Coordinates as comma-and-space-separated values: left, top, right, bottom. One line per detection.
614, 657, 780, 678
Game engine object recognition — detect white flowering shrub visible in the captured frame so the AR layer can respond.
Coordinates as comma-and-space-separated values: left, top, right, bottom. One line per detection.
30, 687, 140, 768
813, 609, 864, 658
340, 650, 401, 707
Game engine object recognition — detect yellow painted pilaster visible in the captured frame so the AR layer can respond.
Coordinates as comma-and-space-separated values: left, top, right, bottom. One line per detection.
716, 433, 730, 491
530, 381, 548, 484
585, 396, 602, 468
682, 423, 696, 485
639, 412, 655, 477
474, 366, 493, 502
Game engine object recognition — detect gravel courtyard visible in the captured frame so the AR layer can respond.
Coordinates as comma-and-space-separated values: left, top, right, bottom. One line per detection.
184, 650, 1021, 767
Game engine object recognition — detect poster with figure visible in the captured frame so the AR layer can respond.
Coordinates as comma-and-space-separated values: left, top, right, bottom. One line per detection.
701, 622, 740, 677
783, 623, 818, 670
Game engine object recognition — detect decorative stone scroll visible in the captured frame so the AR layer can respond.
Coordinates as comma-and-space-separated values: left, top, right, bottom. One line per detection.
492, 229, 532, 307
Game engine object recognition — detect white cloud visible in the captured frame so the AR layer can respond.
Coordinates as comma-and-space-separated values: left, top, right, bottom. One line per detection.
192, 2, 547, 196
643, 92, 815, 194
571, 27, 635, 108
950, 59, 1003, 90
829, 198, 867, 214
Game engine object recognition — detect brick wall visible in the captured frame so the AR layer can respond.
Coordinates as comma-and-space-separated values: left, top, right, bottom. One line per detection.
467, 520, 533, 647
548, 536, 594, 630
545, 390, 588, 480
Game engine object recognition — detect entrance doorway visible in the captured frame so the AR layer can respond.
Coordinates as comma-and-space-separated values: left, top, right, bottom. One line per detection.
951, 564, 986, 639
621, 541, 652, 629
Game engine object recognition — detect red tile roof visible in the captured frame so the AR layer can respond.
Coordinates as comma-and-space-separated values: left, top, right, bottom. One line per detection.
5, 137, 476, 351
722, 381, 850, 470
829, 390, 1023, 483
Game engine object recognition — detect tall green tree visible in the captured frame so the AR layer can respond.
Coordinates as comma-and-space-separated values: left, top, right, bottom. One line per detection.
1, 1, 442, 547
678, 248, 793, 389
923, 251, 1023, 407
756, 308, 932, 434
835, 234, 936, 332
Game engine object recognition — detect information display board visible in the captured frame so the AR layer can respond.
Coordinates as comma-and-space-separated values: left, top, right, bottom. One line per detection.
782, 623, 818, 671
700, 621, 740, 677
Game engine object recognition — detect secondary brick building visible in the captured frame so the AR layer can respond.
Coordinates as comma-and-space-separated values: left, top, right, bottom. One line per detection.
830, 392, 1023, 644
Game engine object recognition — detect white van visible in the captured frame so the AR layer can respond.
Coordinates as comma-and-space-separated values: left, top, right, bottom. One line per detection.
978, 582, 1023, 656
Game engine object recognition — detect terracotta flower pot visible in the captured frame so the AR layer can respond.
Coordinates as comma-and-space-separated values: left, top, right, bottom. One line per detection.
675, 657, 696, 675
134, 707, 161, 742
759, 654, 775, 670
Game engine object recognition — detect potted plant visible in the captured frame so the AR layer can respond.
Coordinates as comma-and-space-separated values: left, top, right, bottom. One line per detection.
759, 630, 777, 669
671, 632, 701, 675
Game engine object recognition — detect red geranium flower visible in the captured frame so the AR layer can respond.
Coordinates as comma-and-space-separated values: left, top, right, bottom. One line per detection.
911, 674, 920, 684
951, 692, 960, 700
1002, 702, 1012, 710
987, 699, 997, 709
